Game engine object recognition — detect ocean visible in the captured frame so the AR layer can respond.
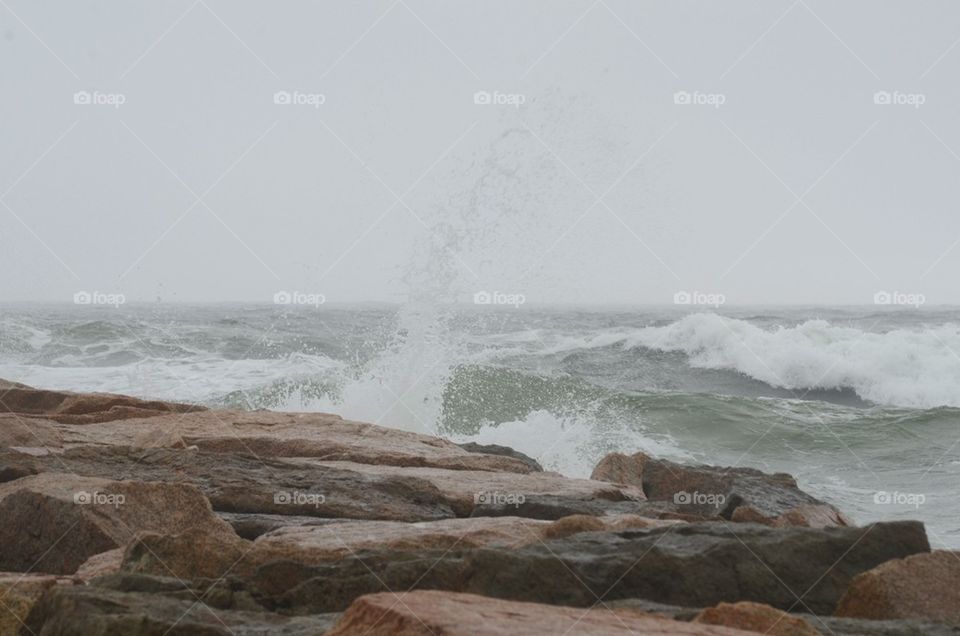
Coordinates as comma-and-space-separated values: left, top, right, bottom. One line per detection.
1, 302, 957, 547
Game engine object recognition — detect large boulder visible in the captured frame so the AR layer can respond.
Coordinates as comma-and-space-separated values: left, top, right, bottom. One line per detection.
590, 452, 645, 489
306, 460, 646, 518
0, 446, 457, 522
121, 514, 681, 581
0, 381, 537, 474
21, 573, 341, 635
0, 473, 235, 574
835, 551, 960, 624
0, 379, 204, 424
591, 452, 852, 527
63, 410, 535, 473
326, 590, 756, 635
243, 521, 929, 614
694, 602, 820, 635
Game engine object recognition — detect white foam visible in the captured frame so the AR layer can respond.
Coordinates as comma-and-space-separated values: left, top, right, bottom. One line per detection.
286, 303, 459, 433
621, 313, 960, 409
0, 352, 341, 405
454, 409, 689, 478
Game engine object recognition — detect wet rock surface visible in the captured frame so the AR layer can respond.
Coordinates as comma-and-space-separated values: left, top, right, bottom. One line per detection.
0, 446, 458, 522
119, 514, 682, 581
21, 573, 341, 636
835, 550, 960, 624
325, 590, 756, 635
238, 521, 928, 615
0, 473, 234, 575
0, 380, 943, 635
0, 380, 204, 424
592, 451, 853, 527
455, 441, 544, 472
693, 601, 821, 635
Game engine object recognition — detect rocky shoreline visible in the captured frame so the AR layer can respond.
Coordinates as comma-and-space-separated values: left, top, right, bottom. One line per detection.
0, 378, 957, 635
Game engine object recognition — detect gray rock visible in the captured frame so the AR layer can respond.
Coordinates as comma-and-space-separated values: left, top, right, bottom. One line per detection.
22, 573, 341, 635
593, 452, 852, 527
456, 442, 543, 472
0, 446, 456, 522
245, 520, 929, 615
0, 378, 204, 424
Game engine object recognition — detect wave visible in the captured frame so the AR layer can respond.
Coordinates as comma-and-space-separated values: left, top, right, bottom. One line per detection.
613, 313, 960, 409
453, 409, 688, 478
0, 352, 343, 406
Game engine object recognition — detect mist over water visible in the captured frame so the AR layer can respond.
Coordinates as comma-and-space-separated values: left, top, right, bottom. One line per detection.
2, 301, 960, 547
3, 79, 959, 548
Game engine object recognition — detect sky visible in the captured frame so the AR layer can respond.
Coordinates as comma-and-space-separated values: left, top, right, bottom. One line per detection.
2, 1, 960, 305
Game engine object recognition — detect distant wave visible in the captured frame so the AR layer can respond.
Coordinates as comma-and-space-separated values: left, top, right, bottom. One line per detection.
610, 313, 960, 409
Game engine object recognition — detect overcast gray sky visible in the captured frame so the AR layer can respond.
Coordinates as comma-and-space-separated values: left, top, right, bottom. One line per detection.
2, 1, 960, 305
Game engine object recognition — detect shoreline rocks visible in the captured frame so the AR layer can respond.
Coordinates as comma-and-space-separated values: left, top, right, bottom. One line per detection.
693, 602, 820, 635
119, 514, 682, 581
325, 590, 757, 635
0, 379, 204, 424
49, 409, 538, 473
236, 520, 928, 615
591, 451, 853, 527
835, 551, 960, 624
0, 473, 234, 575
0, 379, 953, 635
0, 446, 459, 522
